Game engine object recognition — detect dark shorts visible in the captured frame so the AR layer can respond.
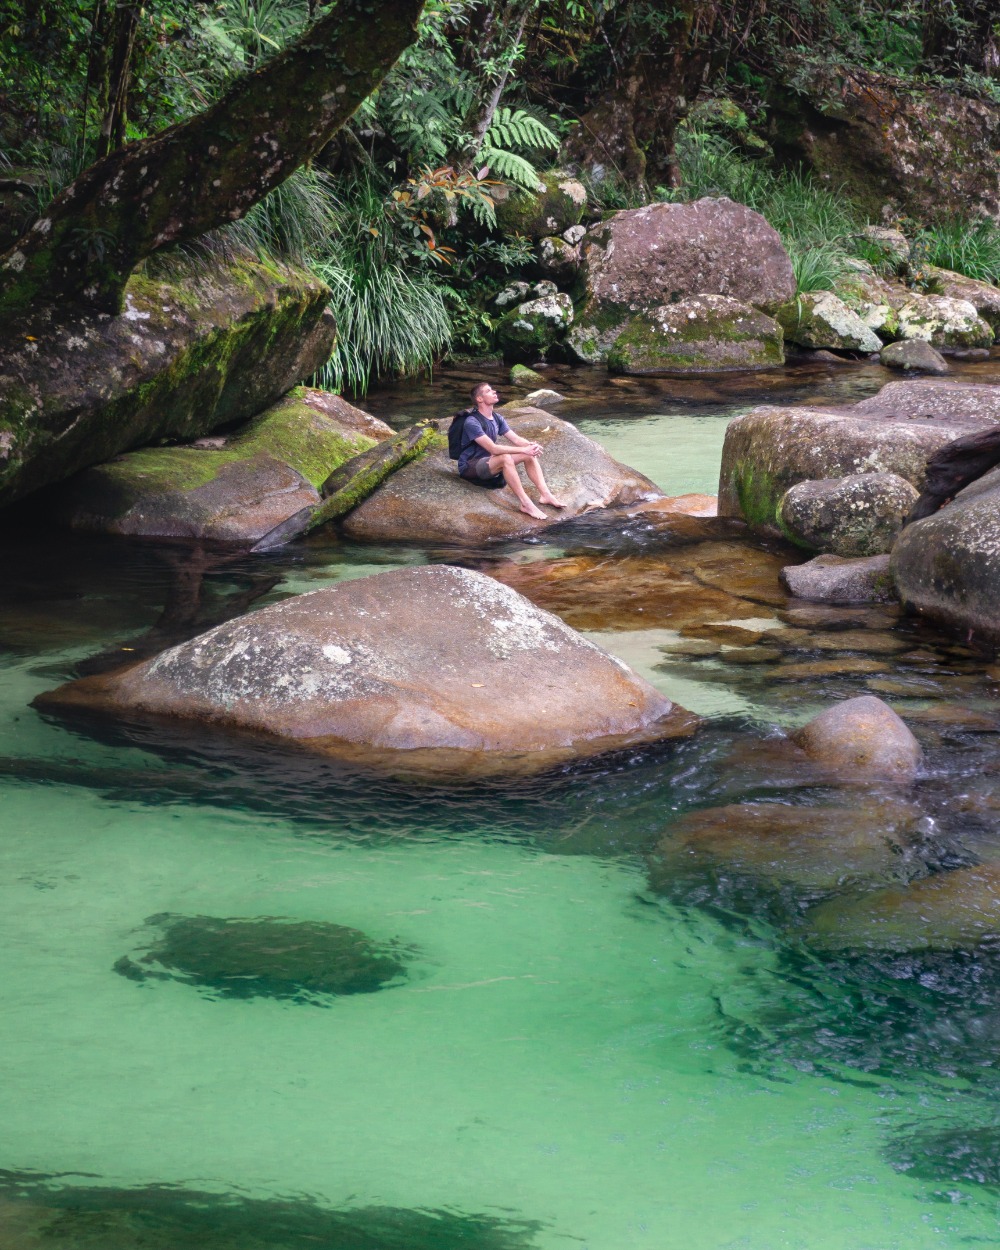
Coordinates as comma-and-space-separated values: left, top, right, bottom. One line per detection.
460, 457, 506, 490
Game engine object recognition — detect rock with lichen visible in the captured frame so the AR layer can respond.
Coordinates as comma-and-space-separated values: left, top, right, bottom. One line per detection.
494, 169, 587, 239
34, 565, 694, 778
497, 293, 574, 360
777, 472, 918, 555
777, 291, 882, 353
897, 294, 994, 349
605, 295, 784, 375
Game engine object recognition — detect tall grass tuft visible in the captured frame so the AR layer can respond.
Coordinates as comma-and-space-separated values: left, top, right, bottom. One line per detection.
916, 218, 1000, 285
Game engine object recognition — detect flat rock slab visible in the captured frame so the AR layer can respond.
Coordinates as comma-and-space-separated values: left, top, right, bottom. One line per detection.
35, 565, 694, 778
57, 389, 390, 545
341, 407, 661, 546
780, 554, 896, 604
854, 379, 1000, 422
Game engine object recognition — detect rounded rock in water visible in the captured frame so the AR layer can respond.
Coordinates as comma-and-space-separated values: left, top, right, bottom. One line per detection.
114, 914, 410, 1001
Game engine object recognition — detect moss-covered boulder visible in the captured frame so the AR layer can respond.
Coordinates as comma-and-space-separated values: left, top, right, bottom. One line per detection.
832, 267, 909, 339
494, 169, 587, 239
56, 389, 390, 544
496, 293, 574, 360
340, 406, 661, 545
568, 198, 795, 364
926, 266, 1000, 333
35, 566, 693, 778
536, 234, 580, 283
0, 254, 334, 507
718, 387, 994, 535
891, 464, 1000, 644
115, 913, 409, 1001
777, 291, 883, 353
606, 295, 783, 375
778, 472, 918, 556
897, 294, 994, 348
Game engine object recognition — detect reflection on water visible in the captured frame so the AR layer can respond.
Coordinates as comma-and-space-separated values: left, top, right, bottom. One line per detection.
3, 361, 1000, 1248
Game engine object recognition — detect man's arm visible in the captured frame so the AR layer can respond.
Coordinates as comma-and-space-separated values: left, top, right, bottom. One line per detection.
473, 432, 540, 456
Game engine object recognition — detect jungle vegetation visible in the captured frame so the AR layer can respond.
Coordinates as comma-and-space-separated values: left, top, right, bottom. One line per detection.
1, 0, 998, 390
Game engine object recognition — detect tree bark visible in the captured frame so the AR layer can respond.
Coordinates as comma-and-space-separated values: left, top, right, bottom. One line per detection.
95, 1, 142, 159
0, 0, 426, 316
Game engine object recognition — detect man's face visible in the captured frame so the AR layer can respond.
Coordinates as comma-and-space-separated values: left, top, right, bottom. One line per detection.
479, 385, 499, 406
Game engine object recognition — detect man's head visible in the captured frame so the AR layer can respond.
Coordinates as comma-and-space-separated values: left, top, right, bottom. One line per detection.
472, 382, 498, 409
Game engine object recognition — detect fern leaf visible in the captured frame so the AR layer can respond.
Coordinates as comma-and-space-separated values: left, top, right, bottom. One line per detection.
478, 146, 544, 191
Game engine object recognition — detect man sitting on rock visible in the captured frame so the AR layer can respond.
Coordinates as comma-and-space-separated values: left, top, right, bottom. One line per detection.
457, 382, 566, 520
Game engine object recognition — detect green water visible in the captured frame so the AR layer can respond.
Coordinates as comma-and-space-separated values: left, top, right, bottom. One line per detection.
4, 362, 1000, 1248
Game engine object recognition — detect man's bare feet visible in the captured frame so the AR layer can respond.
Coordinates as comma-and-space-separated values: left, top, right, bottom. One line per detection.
538, 495, 568, 509
520, 503, 548, 520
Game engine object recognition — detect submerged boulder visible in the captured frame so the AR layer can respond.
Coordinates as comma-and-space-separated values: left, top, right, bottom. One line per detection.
605, 295, 783, 375
35, 565, 693, 777
653, 798, 925, 892
777, 472, 918, 556
807, 864, 1000, 953
0, 255, 334, 506
777, 291, 882, 353
891, 464, 1000, 643
56, 389, 390, 544
792, 695, 922, 783
115, 913, 408, 1001
340, 407, 660, 546
568, 198, 794, 363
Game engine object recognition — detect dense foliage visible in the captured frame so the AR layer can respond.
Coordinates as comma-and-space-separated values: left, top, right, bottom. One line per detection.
1, 0, 997, 388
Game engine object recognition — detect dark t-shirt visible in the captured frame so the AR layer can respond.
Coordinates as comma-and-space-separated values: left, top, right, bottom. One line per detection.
457, 411, 511, 474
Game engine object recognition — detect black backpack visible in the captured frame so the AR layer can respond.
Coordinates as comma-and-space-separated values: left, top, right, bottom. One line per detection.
447, 408, 476, 460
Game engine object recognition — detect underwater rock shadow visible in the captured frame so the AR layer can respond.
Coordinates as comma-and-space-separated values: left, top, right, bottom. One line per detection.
0, 1171, 543, 1250
113, 913, 413, 1004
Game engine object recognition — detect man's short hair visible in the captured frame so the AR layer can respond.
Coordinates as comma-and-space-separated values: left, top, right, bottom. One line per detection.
471, 382, 493, 403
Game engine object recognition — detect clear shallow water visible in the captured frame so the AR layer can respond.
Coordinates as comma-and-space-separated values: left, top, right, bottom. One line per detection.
4, 362, 1000, 1248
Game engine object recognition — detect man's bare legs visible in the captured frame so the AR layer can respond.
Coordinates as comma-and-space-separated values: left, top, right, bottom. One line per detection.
487, 451, 566, 518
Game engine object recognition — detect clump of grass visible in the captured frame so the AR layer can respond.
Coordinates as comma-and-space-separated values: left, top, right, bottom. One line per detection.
914, 217, 1000, 285
786, 241, 854, 294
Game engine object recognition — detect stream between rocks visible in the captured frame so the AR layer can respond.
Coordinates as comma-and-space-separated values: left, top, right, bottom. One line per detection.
4, 356, 1000, 1250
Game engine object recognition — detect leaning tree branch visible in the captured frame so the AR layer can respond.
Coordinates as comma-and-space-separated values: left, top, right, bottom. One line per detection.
0, 0, 426, 316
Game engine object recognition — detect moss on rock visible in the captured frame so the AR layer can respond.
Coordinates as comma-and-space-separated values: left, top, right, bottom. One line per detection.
606, 296, 784, 375
494, 170, 587, 239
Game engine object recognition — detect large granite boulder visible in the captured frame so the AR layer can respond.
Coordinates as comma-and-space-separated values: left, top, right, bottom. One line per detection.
891, 464, 1000, 644
567, 198, 795, 364
55, 390, 390, 544
896, 294, 994, 349
777, 472, 918, 555
0, 255, 334, 506
777, 291, 882, 353
792, 695, 922, 783
768, 60, 1000, 222
340, 406, 661, 545
34, 566, 694, 777
605, 295, 783, 375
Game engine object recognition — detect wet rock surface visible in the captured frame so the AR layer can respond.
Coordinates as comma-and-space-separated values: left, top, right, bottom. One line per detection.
341, 408, 661, 546
35, 565, 692, 777
777, 472, 917, 556
780, 553, 896, 603
879, 340, 949, 375
114, 913, 409, 1001
792, 695, 922, 783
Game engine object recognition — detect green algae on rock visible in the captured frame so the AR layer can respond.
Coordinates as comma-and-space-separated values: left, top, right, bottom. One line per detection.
493, 169, 587, 239
56, 389, 390, 545
777, 292, 882, 354
0, 255, 334, 507
606, 296, 784, 375
114, 913, 409, 1001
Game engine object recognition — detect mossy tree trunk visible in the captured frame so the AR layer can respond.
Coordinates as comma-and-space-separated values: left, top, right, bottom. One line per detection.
0, 0, 425, 317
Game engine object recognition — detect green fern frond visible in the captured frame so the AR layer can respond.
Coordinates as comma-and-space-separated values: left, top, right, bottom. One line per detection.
485, 107, 558, 154
478, 146, 544, 190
